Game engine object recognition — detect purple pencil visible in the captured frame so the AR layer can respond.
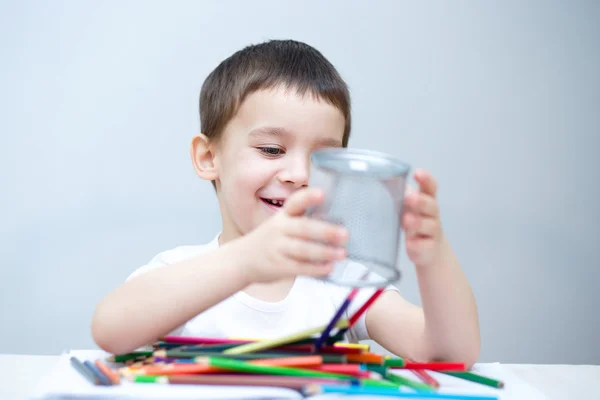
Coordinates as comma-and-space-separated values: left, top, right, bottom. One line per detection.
314, 288, 359, 349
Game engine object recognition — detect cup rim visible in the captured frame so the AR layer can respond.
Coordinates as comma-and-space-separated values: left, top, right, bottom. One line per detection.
310, 147, 411, 178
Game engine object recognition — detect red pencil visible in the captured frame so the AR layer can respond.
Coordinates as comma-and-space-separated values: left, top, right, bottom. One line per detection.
411, 368, 440, 388
349, 289, 385, 326
396, 361, 466, 371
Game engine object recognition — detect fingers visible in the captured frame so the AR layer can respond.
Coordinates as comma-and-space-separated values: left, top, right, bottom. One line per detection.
285, 217, 348, 245
414, 168, 437, 197
282, 238, 347, 264
284, 187, 324, 217
403, 212, 439, 237
404, 191, 438, 218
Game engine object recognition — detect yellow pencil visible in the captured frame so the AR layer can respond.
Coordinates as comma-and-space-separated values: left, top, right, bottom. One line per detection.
224, 319, 350, 355
334, 343, 370, 351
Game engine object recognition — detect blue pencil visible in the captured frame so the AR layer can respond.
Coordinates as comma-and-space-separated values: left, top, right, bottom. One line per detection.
314, 288, 359, 349
83, 360, 111, 386
70, 356, 98, 385
304, 384, 499, 399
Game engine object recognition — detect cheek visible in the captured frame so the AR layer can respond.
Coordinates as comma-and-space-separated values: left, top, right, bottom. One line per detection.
222, 151, 272, 196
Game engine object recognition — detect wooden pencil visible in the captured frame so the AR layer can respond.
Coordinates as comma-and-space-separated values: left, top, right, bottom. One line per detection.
83, 360, 111, 386
94, 359, 121, 385
130, 373, 350, 389
107, 351, 153, 363
337, 288, 385, 337
314, 288, 359, 349
195, 356, 359, 380
402, 361, 466, 371
384, 371, 437, 392
346, 352, 385, 364
127, 355, 325, 376
412, 368, 440, 389
178, 342, 361, 355
302, 384, 498, 399
154, 349, 346, 364
223, 319, 349, 355
70, 356, 98, 385
440, 371, 505, 388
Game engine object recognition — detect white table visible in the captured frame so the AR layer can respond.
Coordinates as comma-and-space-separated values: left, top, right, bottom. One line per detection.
1, 354, 598, 400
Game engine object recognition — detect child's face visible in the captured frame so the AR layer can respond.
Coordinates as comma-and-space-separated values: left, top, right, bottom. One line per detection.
214, 86, 345, 240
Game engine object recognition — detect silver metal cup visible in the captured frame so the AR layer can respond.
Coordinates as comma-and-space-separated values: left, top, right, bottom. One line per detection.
307, 148, 411, 287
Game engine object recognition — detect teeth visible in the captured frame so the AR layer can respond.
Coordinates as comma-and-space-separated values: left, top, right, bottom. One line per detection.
265, 199, 284, 206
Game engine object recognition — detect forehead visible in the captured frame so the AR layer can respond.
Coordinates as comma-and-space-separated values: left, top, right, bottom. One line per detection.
231, 86, 345, 145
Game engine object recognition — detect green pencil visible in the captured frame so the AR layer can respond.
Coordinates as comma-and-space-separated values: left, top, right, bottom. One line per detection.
385, 371, 437, 392
441, 371, 505, 388
223, 319, 349, 355
197, 356, 357, 380
107, 351, 154, 363
384, 357, 406, 367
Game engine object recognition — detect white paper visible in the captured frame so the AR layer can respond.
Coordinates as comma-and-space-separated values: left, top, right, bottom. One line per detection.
31, 350, 303, 400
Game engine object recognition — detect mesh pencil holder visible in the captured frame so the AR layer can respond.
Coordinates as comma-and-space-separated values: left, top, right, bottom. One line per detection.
306, 148, 411, 287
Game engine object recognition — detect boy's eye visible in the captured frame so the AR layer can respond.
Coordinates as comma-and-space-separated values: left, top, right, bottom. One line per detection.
258, 147, 284, 157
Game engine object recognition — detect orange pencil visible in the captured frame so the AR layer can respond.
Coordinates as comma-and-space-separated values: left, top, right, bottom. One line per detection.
94, 360, 121, 385
346, 353, 384, 364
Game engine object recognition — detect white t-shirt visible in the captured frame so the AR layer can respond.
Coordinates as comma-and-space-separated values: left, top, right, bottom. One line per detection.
127, 233, 399, 343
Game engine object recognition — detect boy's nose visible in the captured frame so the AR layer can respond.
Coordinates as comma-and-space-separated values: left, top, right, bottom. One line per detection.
277, 159, 310, 187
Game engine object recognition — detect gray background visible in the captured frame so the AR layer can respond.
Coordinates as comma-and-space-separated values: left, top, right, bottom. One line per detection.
1, 1, 598, 364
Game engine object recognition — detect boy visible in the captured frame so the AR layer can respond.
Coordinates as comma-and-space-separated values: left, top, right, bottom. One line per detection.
91, 39, 480, 367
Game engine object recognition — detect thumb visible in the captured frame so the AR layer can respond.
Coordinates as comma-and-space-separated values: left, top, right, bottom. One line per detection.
284, 188, 324, 217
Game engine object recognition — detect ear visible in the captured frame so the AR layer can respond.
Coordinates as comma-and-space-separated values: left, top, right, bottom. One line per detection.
190, 133, 219, 181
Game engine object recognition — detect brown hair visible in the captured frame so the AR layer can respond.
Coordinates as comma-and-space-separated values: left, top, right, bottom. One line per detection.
199, 40, 352, 187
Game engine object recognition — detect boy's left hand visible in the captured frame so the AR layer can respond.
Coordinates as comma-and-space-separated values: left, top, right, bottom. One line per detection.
402, 168, 444, 268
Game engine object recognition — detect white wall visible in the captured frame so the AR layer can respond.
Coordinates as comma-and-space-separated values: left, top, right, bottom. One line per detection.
1, 0, 599, 364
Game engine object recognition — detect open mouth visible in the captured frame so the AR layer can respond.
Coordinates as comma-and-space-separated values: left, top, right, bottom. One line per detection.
261, 198, 285, 208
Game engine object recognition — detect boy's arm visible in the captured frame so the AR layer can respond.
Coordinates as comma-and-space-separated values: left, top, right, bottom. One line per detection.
365, 237, 481, 368
91, 240, 252, 355
365, 169, 480, 368
92, 188, 348, 355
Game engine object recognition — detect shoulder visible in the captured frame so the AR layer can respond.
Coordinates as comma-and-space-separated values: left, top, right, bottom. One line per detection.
126, 234, 220, 281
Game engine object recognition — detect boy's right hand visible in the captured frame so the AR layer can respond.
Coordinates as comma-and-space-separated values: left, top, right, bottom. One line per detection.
238, 187, 349, 283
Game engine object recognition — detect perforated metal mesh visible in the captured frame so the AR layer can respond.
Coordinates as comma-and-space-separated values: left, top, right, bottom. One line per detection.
308, 148, 410, 287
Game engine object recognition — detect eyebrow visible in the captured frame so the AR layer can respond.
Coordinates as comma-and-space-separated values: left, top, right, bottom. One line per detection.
248, 126, 343, 148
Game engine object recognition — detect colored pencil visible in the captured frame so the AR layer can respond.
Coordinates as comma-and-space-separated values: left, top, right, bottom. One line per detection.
154, 349, 346, 364
130, 373, 352, 389
195, 356, 360, 380
346, 352, 385, 364
127, 355, 326, 376
334, 342, 370, 351
440, 371, 505, 389
223, 319, 349, 355
161, 336, 252, 345
389, 360, 466, 371
412, 368, 440, 389
314, 288, 359, 349
178, 342, 361, 355
83, 360, 111, 386
94, 359, 121, 385
107, 351, 153, 363
337, 288, 385, 337
384, 371, 437, 392
384, 357, 405, 367
70, 356, 98, 385
310, 364, 370, 377
302, 384, 499, 399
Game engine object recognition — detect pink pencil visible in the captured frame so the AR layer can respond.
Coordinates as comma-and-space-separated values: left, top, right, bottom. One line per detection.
161, 336, 251, 345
